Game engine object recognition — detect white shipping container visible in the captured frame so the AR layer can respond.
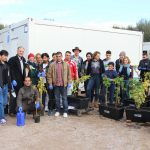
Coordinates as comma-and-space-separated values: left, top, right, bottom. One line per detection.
0, 18, 143, 66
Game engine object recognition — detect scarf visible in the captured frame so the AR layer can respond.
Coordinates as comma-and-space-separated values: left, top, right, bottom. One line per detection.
119, 64, 130, 76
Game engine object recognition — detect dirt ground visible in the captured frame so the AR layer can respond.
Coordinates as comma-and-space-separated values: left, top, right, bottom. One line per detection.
0, 110, 150, 150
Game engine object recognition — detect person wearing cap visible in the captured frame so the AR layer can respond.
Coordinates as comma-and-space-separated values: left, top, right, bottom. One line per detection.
27, 53, 38, 86
71, 47, 83, 77
138, 51, 150, 81
87, 51, 105, 108
103, 50, 114, 70
115, 51, 126, 73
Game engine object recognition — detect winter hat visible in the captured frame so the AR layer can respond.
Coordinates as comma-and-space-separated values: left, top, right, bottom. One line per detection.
28, 53, 35, 59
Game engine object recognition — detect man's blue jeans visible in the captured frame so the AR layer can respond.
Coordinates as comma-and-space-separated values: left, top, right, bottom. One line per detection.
87, 74, 101, 101
0, 85, 8, 120
54, 86, 68, 113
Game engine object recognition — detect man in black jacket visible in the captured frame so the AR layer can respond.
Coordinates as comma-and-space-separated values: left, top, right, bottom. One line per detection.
87, 51, 105, 108
8, 46, 26, 116
138, 52, 150, 81
0, 50, 10, 125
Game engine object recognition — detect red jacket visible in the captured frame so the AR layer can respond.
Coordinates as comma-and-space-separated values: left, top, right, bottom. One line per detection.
64, 59, 78, 80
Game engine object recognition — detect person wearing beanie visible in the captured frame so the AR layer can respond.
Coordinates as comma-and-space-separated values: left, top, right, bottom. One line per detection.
138, 52, 150, 81
27, 53, 38, 86
115, 51, 126, 73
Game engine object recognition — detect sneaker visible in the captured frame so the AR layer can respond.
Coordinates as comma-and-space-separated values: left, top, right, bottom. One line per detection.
0, 119, 7, 125
63, 113, 68, 118
55, 112, 60, 117
45, 106, 49, 112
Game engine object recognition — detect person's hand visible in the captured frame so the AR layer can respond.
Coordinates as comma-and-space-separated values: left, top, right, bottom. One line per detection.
37, 72, 42, 78
48, 84, 53, 90
67, 83, 72, 89
41, 72, 46, 77
35, 102, 40, 109
18, 106, 22, 112
12, 80, 17, 87
141, 67, 146, 70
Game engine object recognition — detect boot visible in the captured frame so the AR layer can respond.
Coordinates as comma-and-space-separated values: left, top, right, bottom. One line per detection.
94, 100, 99, 108
89, 102, 94, 108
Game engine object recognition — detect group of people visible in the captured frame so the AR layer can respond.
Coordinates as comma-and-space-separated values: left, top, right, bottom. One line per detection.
0, 46, 150, 125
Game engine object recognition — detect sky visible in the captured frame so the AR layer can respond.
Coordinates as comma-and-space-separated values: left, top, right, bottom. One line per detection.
0, 0, 149, 28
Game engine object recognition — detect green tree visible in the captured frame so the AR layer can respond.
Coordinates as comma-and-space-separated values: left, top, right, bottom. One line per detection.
136, 19, 150, 42
113, 19, 150, 42
0, 24, 5, 30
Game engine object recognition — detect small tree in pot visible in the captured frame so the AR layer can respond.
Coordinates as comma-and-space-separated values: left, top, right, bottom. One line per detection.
99, 76, 124, 120
67, 75, 90, 116
103, 76, 111, 106
126, 78, 150, 122
71, 75, 90, 96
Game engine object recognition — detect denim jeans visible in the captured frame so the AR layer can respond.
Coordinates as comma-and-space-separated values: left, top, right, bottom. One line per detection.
100, 83, 115, 104
0, 84, 8, 119
122, 80, 130, 101
54, 86, 68, 113
87, 74, 101, 101
84, 80, 94, 102
48, 89, 56, 111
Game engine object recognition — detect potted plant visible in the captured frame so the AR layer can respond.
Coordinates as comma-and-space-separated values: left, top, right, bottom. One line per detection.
34, 102, 40, 123
37, 77, 47, 116
67, 75, 90, 116
37, 77, 47, 101
125, 78, 150, 122
99, 77, 125, 120
124, 71, 150, 107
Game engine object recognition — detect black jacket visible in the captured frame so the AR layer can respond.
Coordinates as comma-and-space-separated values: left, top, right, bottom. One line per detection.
115, 59, 123, 73
87, 59, 105, 76
0, 62, 11, 88
8, 55, 26, 93
138, 58, 150, 80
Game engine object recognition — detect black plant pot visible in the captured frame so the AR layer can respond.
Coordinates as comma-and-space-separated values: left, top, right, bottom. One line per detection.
67, 96, 89, 109
34, 115, 40, 123
125, 106, 150, 123
67, 96, 89, 116
99, 104, 124, 120
123, 99, 150, 107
